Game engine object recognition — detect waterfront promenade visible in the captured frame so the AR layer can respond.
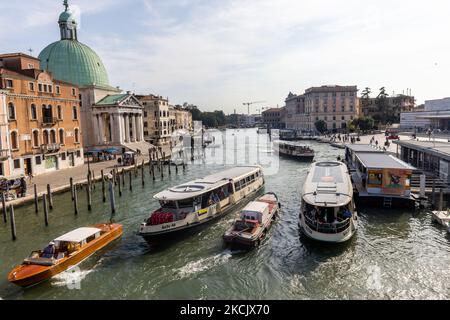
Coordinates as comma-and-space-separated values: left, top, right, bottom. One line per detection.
6, 144, 174, 209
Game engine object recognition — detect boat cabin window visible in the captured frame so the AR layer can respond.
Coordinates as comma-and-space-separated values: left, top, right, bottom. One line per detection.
160, 200, 178, 209
178, 198, 195, 209
234, 173, 258, 191
303, 203, 352, 224
201, 185, 231, 208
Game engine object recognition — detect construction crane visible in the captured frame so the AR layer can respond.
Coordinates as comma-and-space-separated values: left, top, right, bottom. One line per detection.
243, 101, 266, 115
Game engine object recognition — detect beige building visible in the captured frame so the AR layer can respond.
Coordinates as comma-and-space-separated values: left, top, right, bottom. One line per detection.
285, 85, 359, 133
173, 106, 193, 132
137, 95, 171, 146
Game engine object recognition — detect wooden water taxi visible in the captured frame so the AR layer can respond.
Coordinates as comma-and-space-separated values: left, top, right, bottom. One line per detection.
8, 223, 122, 288
273, 140, 315, 161
139, 166, 265, 239
223, 193, 280, 249
299, 161, 358, 243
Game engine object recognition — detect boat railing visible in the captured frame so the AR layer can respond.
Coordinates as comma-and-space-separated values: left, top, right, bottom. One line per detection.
304, 215, 351, 234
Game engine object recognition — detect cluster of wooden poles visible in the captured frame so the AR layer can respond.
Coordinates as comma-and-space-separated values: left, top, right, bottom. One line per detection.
2, 148, 188, 241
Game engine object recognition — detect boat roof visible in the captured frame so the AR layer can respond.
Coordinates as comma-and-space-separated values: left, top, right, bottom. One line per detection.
302, 161, 353, 207
274, 140, 310, 148
242, 201, 269, 214
54, 228, 101, 243
345, 144, 384, 153
356, 153, 415, 170
154, 166, 262, 201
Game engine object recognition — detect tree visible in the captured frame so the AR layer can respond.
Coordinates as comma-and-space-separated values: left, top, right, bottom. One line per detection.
350, 116, 375, 132
375, 87, 390, 125
315, 120, 327, 134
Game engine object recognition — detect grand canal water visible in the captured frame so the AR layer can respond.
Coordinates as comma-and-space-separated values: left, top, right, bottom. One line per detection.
0, 129, 449, 300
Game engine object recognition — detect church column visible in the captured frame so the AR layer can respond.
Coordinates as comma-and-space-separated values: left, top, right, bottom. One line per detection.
131, 114, 137, 142
110, 114, 115, 143
139, 115, 145, 141
118, 113, 124, 144
124, 114, 130, 143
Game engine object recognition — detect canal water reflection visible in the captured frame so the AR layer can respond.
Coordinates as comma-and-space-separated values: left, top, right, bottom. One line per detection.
0, 129, 449, 299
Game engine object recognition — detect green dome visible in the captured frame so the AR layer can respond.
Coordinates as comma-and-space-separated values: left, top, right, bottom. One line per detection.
38, 40, 110, 87
59, 11, 76, 24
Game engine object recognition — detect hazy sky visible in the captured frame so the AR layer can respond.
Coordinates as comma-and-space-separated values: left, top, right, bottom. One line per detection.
0, 0, 449, 114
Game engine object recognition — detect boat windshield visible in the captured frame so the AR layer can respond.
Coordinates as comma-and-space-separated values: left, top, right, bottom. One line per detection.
159, 200, 178, 209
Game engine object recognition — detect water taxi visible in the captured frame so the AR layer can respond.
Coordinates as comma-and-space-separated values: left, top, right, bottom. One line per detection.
139, 166, 265, 239
8, 224, 122, 287
273, 140, 315, 161
223, 193, 280, 249
299, 161, 357, 243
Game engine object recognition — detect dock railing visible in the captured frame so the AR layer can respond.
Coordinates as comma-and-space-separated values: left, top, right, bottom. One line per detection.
304, 215, 351, 234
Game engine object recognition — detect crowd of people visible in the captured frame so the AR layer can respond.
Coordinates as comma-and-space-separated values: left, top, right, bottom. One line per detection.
304, 205, 352, 227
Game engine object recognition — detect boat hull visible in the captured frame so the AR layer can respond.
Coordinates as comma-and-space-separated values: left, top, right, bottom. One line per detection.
278, 152, 314, 162
8, 224, 123, 288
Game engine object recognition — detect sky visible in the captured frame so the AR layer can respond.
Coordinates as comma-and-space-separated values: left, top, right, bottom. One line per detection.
0, 0, 449, 114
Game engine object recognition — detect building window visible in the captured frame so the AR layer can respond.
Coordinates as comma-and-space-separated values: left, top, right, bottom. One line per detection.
5, 79, 13, 88
57, 105, 63, 120
56, 86, 61, 94
50, 130, 56, 144
43, 130, 49, 145
38, 84, 43, 92
13, 159, 21, 169
8, 103, 16, 120
29, 82, 35, 91
72, 88, 76, 96
59, 129, 65, 144
144, 111, 148, 117
76, 150, 81, 157
32, 130, 39, 147
72, 106, 78, 120
74, 128, 80, 143
48, 85, 53, 93
35, 156, 42, 165
30, 104, 37, 120
61, 152, 66, 161
11, 131, 18, 150
43, 84, 48, 92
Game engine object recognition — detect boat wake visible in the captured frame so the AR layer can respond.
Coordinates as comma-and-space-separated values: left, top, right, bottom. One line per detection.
50, 258, 104, 288
176, 251, 233, 279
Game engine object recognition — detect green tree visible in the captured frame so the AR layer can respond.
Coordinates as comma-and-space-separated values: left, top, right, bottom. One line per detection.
315, 120, 327, 133
351, 116, 375, 132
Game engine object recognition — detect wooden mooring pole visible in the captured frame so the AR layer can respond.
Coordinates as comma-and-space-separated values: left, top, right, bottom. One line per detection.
47, 184, 53, 210
10, 205, 16, 241
70, 177, 74, 201
129, 171, 133, 191
141, 160, 145, 187
43, 195, 49, 227
118, 173, 122, 197
109, 180, 116, 215
87, 177, 92, 211
101, 170, 106, 202
439, 188, 444, 211
34, 184, 39, 213
73, 185, 79, 215
2, 194, 6, 223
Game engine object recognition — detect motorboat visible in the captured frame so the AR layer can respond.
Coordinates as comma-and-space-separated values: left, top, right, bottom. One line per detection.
431, 210, 450, 228
139, 166, 265, 239
223, 193, 280, 249
8, 224, 123, 287
299, 161, 357, 243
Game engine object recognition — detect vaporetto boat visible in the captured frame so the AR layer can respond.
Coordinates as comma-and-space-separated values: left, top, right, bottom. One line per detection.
299, 161, 358, 243
139, 166, 265, 239
273, 140, 315, 161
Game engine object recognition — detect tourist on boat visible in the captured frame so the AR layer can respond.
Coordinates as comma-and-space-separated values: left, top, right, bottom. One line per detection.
42, 242, 56, 259
343, 208, 352, 219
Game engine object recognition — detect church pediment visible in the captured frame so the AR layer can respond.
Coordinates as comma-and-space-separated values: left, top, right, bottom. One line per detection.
119, 95, 143, 108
